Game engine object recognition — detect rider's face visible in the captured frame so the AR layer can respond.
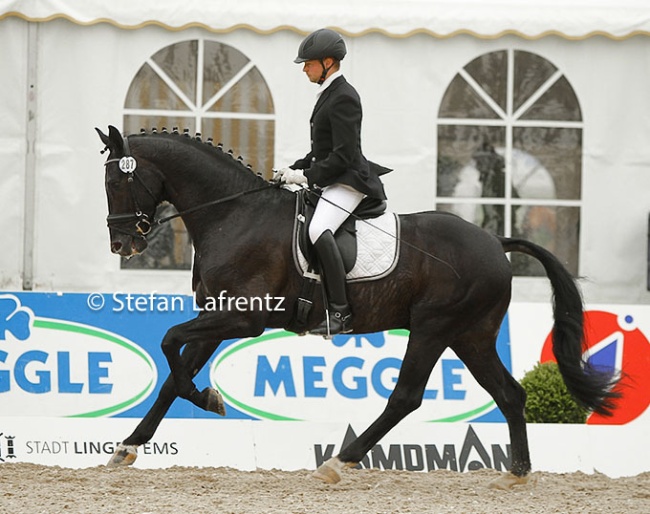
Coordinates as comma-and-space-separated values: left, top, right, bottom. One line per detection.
302, 58, 334, 83
302, 60, 323, 83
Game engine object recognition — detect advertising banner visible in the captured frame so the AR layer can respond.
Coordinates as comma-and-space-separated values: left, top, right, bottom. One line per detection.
1, 292, 648, 476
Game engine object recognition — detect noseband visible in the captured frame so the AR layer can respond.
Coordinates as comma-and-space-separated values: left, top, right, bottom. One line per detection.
103, 136, 157, 238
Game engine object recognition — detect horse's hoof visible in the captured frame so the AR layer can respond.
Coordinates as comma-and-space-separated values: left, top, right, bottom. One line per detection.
107, 444, 138, 467
312, 457, 357, 484
488, 472, 530, 490
201, 387, 227, 416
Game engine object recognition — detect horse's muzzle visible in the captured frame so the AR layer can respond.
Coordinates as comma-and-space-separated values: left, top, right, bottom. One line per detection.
110, 235, 148, 256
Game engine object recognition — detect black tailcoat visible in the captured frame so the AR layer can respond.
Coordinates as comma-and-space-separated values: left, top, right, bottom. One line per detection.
292, 76, 389, 199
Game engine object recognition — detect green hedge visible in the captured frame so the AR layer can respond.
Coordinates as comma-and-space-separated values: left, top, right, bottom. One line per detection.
519, 362, 588, 424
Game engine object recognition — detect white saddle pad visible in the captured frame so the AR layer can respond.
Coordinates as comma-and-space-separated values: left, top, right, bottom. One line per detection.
294, 211, 400, 283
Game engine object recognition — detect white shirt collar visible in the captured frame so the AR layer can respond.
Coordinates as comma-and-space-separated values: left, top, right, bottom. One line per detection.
316, 70, 343, 98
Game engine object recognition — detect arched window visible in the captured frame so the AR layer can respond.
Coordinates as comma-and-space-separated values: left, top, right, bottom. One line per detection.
437, 50, 582, 276
121, 39, 275, 270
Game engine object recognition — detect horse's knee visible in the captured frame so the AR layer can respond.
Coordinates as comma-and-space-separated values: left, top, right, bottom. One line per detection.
161, 325, 184, 356
161, 326, 200, 398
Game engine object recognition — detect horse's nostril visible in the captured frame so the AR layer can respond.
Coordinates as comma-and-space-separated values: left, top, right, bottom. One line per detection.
111, 241, 123, 254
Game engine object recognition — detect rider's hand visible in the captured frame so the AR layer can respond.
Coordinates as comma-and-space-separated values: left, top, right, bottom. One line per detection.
280, 168, 308, 185
271, 167, 292, 182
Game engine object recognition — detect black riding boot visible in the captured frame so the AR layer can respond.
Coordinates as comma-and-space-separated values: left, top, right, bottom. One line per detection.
310, 230, 353, 337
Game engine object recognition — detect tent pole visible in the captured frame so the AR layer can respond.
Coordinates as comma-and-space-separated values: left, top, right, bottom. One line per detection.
22, 22, 38, 291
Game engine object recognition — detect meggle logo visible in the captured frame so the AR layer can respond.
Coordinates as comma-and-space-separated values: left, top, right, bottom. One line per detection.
0, 295, 156, 417
210, 329, 497, 422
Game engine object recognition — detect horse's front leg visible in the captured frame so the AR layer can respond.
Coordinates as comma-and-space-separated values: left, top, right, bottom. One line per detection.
108, 339, 221, 467
161, 311, 262, 412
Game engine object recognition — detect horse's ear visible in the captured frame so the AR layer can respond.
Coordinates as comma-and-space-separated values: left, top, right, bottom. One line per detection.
95, 125, 124, 154
107, 125, 124, 153
95, 127, 110, 147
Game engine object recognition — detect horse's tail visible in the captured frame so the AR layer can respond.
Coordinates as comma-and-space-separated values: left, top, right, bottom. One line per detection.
499, 237, 620, 416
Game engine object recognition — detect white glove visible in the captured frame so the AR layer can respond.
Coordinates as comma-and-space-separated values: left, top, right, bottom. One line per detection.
281, 168, 308, 185
271, 167, 292, 182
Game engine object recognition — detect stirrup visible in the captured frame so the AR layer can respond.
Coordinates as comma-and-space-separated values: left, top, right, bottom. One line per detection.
310, 308, 353, 338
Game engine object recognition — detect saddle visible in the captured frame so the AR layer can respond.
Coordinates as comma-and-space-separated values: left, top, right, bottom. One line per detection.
289, 188, 400, 334
294, 188, 387, 275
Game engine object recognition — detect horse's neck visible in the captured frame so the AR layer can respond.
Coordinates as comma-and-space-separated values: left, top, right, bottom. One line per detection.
141, 138, 263, 210
136, 137, 276, 241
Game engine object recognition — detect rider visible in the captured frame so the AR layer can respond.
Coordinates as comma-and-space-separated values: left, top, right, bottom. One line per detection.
276, 28, 390, 336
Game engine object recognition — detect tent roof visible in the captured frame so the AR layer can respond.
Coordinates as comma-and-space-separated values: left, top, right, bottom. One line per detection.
2, 0, 650, 40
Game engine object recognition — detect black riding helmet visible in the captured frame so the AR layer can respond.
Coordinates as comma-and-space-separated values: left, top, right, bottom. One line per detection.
294, 28, 347, 84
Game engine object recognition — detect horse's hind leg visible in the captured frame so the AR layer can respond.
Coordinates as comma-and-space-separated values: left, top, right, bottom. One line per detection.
108, 339, 220, 467
314, 328, 447, 483
452, 341, 530, 489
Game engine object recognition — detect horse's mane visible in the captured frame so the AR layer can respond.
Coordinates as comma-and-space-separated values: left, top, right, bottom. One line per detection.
128, 127, 268, 185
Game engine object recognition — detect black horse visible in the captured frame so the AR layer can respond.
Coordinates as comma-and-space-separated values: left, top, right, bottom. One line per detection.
96, 126, 618, 487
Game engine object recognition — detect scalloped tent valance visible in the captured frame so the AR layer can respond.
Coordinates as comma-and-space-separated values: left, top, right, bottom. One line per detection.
2, 0, 650, 40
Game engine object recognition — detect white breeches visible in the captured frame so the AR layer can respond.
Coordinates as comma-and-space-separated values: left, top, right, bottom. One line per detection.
309, 183, 365, 244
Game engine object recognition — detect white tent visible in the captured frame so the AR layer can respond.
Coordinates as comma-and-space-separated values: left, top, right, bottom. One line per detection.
5, 0, 650, 38
2, 0, 650, 304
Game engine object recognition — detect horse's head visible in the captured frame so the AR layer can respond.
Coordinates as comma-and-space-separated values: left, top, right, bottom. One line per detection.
95, 125, 163, 257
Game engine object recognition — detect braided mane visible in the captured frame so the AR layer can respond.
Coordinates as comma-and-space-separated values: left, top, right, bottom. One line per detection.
129, 127, 266, 181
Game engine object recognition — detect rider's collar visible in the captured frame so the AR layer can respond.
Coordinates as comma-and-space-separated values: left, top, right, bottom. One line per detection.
316, 70, 343, 98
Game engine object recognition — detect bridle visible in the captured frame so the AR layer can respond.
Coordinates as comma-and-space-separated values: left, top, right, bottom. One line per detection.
103, 136, 158, 238
102, 135, 281, 239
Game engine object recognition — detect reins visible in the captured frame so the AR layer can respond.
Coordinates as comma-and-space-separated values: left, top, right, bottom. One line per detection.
155, 182, 281, 226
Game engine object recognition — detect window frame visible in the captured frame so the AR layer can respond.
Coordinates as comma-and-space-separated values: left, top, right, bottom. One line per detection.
436, 48, 584, 276
119, 38, 275, 271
